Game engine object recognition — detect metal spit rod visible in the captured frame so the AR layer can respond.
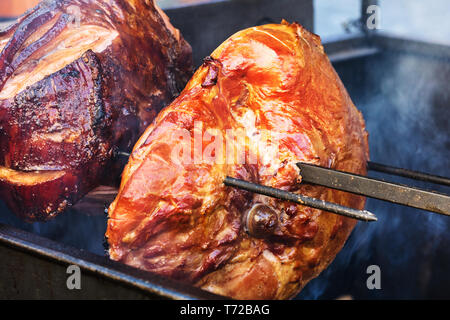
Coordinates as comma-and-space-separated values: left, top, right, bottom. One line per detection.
224, 177, 377, 222
367, 161, 450, 187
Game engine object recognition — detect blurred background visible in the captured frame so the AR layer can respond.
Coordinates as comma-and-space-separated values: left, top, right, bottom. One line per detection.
315, 0, 450, 44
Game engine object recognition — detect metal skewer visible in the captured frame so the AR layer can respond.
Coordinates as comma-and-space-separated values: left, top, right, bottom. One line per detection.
224, 177, 377, 222
367, 161, 450, 187
116, 151, 132, 159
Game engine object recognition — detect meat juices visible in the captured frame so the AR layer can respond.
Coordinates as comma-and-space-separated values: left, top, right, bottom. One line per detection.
107, 22, 369, 299
0, 0, 192, 221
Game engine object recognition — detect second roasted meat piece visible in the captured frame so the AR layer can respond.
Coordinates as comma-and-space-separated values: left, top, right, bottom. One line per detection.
107, 21, 369, 299
0, 0, 192, 221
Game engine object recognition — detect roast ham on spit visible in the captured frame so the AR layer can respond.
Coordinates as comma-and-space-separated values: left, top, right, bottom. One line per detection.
0, 0, 192, 221
106, 21, 369, 299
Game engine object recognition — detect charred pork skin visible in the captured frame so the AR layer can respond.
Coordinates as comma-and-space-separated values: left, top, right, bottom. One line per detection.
0, 0, 192, 221
106, 22, 369, 299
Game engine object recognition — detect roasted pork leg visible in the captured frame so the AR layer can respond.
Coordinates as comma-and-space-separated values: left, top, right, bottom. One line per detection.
106, 21, 369, 299
0, 0, 192, 221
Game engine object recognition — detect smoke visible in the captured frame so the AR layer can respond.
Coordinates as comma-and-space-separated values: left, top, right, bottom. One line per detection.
0, 200, 108, 255
298, 45, 450, 299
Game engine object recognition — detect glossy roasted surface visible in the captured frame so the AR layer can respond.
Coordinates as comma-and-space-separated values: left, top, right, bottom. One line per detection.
107, 22, 369, 299
0, 0, 192, 221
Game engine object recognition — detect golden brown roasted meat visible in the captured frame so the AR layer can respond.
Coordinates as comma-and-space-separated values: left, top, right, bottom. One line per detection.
106, 22, 369, 299
0, 0, 192, 221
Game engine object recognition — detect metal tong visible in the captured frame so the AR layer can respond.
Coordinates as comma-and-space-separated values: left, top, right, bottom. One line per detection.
225, 162, 450, 222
